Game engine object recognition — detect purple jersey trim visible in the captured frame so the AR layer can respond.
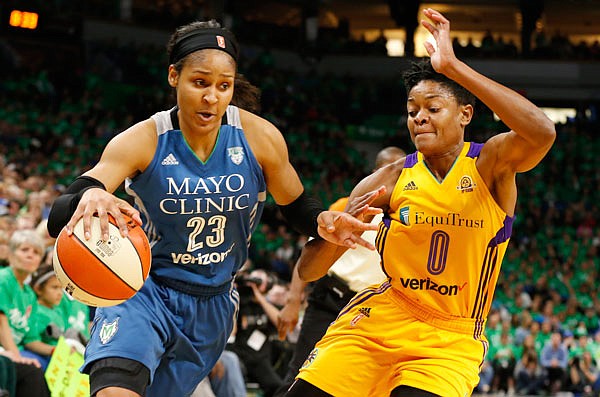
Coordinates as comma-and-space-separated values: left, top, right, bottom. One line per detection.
466, 142, 484, 158
382, 213, 392, 228
404, 152, 418, 168
490, 215, 514, 246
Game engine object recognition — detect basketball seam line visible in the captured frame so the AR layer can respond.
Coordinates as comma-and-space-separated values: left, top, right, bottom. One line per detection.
68, 232, 138, 297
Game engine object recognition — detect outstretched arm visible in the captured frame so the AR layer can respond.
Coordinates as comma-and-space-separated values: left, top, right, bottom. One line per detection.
422, 8, 556, 175
421, 8, 555, 216
243, 109, 382, 248
47, 120, 156, 239
298, 168, 395, 281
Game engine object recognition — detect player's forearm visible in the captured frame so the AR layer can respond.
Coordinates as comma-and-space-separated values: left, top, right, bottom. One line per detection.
446, 60, 555, 147
287, 265, 307, 304
297, 238, 344, 282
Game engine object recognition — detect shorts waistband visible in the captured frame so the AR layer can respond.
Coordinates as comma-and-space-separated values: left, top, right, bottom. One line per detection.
152, 275, 232, 297
389, 287, 486, 336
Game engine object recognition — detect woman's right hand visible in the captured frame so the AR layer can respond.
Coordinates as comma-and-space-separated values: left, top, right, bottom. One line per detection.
0, 350, 41, 367
421, 8, 459, 75
64, 188, 142, 240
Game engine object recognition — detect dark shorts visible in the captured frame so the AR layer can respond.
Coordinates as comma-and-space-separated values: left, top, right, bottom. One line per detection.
82, 276, 239, 396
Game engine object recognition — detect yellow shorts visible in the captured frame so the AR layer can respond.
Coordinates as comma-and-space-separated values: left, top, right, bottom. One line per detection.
297, 281, 488, 397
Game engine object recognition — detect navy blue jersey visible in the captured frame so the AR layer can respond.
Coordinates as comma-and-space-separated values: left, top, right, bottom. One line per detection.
126, 106, 266, 288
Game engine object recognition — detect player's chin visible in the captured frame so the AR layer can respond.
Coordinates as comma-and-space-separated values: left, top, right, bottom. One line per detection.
413, 135, 436, 152
194, 117, 218, 129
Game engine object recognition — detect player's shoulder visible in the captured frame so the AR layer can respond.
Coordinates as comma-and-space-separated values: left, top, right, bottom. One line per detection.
380, 156, 407, 177
101, 117, 158, 174
355, 156, 406, 199
392, 156, 407, 169
238, 108, 279, 137
238, 108, 286, 163
362, 156, 407, 186
106, 119, 157, 154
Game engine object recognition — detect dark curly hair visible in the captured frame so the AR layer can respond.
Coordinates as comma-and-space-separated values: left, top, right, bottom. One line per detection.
402, 59, 476, 107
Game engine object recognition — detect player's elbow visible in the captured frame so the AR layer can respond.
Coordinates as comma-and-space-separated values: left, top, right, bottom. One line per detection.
536, 117, 557, 151
297, 264, 324, 283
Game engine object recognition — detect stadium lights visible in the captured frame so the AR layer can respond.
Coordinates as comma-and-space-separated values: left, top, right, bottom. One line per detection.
9, 10, 39, 30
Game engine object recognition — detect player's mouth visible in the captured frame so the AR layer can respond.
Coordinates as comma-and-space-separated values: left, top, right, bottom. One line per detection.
197, 111, 216, 122
414, 131, 436, 137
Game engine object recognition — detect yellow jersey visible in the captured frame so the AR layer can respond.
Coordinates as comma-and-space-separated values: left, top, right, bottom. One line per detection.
376, 142, 513, 331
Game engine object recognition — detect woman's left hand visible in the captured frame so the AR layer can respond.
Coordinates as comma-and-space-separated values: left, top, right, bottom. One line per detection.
317, 210, 380, 250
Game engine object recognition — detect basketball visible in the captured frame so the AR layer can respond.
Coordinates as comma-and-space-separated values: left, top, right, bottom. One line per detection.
52, 213, 151, 307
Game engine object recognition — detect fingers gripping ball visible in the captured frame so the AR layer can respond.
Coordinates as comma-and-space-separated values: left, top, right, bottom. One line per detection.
52, 214, 151, 307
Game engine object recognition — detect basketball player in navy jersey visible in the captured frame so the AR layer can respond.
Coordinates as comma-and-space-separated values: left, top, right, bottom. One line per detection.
47, 21, 377, 397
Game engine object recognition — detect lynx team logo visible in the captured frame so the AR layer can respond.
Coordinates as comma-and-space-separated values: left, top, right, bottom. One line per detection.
227, 147, 244, 165
457, 175, 476, 193
99, 318, 119, 344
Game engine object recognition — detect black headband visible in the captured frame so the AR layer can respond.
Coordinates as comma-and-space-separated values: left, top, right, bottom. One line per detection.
170, 28, 239, 65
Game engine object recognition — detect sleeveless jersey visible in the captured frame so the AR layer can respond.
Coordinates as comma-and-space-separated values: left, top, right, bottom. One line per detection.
126, 106, 266, 288
376, 142, 513, 323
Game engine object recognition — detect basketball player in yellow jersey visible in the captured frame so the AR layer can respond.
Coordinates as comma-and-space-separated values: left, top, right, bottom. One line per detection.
286, 8, 556, 397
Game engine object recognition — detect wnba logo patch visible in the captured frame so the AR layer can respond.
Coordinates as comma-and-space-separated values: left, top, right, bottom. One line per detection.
301, 348, 319, 369
216, 35, 226, 48
457, 175, 476, 193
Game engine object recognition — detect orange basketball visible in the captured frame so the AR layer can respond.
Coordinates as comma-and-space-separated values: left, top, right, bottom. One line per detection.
52, 213, 151, 307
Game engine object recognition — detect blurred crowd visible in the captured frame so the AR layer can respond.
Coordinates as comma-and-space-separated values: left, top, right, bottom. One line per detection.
1, 13, 599, 396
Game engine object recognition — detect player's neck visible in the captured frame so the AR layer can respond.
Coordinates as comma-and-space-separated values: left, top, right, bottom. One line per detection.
422, 143, 463, 181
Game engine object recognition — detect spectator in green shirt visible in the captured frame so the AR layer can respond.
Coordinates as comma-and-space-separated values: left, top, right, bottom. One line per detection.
30, 265, 89, 353
568, 350, 600, 395
0, 230, 55, 370
0, 311, 50, 397
569, 333, 593, 361
56, 292, 91, 343
30, 265, 64, 346
489, 331, 518, 394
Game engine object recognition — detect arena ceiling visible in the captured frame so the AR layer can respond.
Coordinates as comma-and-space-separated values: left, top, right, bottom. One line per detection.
235, 0, 600, 36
